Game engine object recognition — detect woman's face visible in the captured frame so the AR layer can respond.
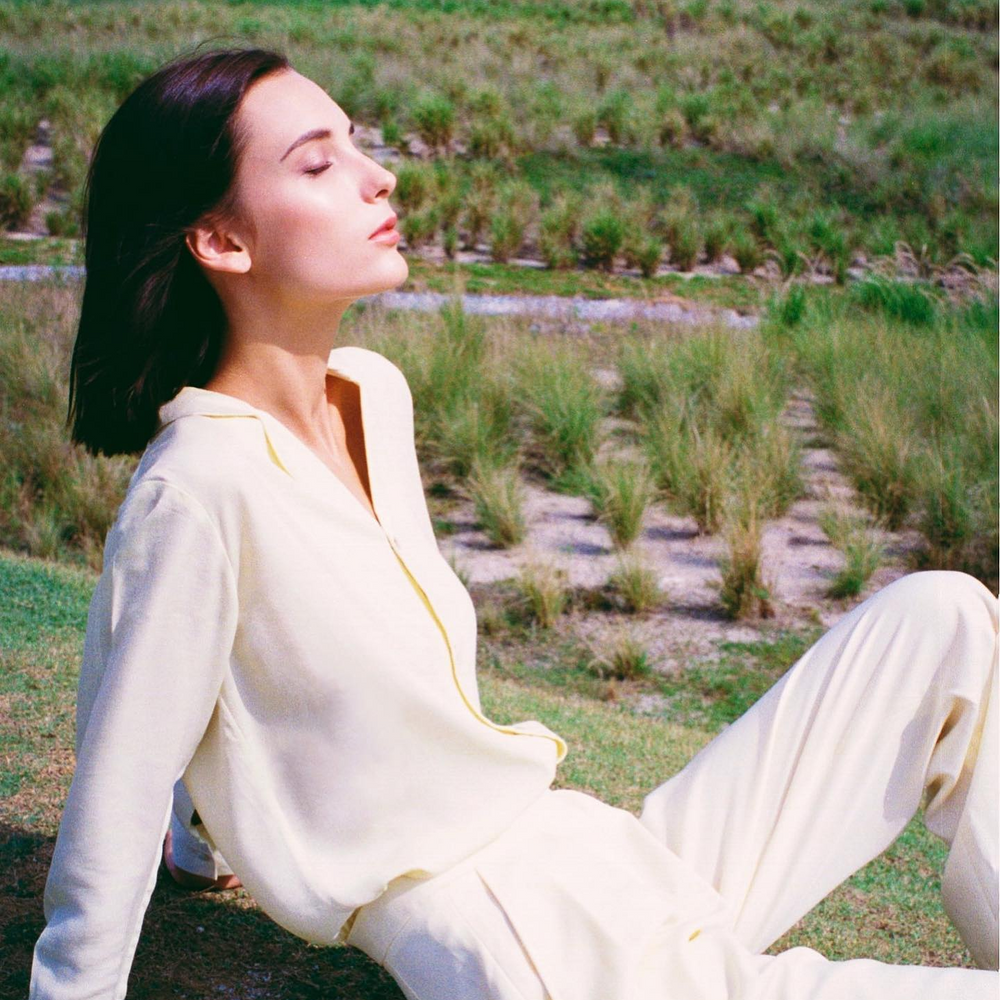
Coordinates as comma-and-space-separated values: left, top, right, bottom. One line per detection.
223, 68, 407, 305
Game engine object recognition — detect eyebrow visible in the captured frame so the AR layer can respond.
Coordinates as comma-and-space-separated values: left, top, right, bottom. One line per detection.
280, 121, 355, 162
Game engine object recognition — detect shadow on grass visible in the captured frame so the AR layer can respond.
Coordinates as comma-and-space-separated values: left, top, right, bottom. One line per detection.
0, 823, 404, 1000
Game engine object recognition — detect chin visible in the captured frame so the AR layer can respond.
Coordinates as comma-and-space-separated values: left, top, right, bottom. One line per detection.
336, 252, 409, 301
378, 250, 409, 291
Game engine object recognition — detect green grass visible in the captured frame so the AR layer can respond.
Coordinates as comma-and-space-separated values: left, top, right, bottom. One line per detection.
652, 629, 821, 731
0, 237, 85, 267
0, 0, 995, 270
789, 290, 998, 587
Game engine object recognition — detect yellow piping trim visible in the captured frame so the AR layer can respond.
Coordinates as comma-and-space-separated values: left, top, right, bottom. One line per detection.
392, 549, 567, 759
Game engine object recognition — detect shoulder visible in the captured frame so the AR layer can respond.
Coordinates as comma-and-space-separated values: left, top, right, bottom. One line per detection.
123, 414, 263, 526
103, 473, 227, 574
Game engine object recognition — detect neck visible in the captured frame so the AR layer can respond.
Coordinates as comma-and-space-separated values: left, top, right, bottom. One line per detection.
204, 293, 354, 438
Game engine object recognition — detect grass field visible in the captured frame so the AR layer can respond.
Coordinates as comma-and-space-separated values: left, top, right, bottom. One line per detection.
0, 547, 978, 998
0, 0, 997, 271
3, 274, 995, 597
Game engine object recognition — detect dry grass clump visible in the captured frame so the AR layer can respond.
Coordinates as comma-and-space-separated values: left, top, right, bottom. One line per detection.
791, 295, 997, 589
913, 441, 997, 585
489, 179, 538, 263
626, 323, 800, 536
538, 190, 582, 270
584, 457, 656, 549
645, 414, 735, 534
466, 459, 527, 549
607, 551, 665, 613
515, 338, 605, 482
733, 422, 805, 521
589, 627, 655, 681
366, 295, 518, 480
835, 387, 918, 532
616, 321, 801, 617
717, 507, 775, 621
516, 559, 569, 629
818, 503, 885, 599
0, 281, 133, 570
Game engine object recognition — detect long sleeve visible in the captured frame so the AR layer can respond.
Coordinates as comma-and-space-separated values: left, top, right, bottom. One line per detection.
29, 479, 238, 1000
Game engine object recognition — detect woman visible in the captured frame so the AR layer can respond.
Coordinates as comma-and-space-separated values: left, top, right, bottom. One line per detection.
29, 46, 998, 1000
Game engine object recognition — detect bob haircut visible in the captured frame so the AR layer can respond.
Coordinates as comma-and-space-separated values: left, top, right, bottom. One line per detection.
68, 45, 291, 457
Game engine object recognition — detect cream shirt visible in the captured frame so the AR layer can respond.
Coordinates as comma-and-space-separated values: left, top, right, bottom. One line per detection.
29, 346, 567, 1000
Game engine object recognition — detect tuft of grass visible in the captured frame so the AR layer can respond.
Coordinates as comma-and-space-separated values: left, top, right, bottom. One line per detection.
0, 283, 134, 570
589, 628, 654, 681
461, 160, 501, 249
380, 295, 518, 481
836, 387, 918, 532
607, 551, 665, 613
735, 422, 805, 521
702, 209, 733, 264
716, 506, 775, 620
0, 172, 35, 230
622, 231, 665, 278
434, 384, 516, 479
516, 559, 569, 629
791, 296, 997, 591
616, 337, 675, 421
467, 459, 527, 549
489, 206, 526, 263
818, 504, 885, 599
538, 191, 581, 270
766, 283, 808, 328
517, 341, 605, 481
645, 414, 734, 534
667, 217, 703, 271
580, 206, 626, 271
913, 444, 997, 586
585, 458, 656, 549
731, 228, 764, 274
852, 275, 938, 326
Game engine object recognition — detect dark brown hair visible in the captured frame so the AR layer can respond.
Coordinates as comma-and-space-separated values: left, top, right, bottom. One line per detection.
68, 45, 291, 456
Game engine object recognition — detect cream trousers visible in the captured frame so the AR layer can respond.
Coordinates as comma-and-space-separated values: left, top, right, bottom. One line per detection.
176, 570, 1000, 998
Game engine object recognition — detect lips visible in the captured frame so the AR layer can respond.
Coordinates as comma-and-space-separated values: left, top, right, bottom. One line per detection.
369, 214, 398, 238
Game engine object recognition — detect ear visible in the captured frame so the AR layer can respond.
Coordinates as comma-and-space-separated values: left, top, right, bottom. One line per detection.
185, 216, 251, 275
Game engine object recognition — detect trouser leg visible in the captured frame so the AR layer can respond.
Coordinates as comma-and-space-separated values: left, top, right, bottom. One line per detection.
752, 946, 997, 998
168, 778, 233, 879
638, 569, 998, 967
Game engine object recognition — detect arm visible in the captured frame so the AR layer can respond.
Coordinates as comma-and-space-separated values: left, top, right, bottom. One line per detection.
29, 479, 238, 999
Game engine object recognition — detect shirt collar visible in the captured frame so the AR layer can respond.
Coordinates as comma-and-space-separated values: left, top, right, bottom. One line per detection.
154, 347, 381, 502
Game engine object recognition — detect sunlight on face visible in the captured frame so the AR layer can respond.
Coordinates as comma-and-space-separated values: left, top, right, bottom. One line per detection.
230, 68, 407, 304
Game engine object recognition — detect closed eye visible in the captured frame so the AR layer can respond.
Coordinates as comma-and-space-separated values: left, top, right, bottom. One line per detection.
304, 161, 332, 176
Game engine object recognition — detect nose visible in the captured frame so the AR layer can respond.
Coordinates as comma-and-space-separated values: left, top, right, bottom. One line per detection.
367, 156, 396, 201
